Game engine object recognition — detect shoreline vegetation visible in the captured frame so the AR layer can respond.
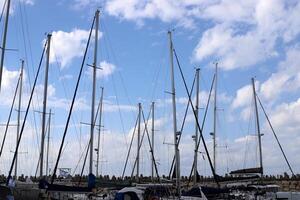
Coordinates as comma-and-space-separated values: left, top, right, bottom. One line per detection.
1, 172, 300, 188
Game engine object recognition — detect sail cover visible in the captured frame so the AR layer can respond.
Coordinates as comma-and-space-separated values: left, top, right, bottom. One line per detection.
229, 167, 263, 175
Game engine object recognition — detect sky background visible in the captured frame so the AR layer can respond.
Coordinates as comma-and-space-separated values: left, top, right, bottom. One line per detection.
0, 0, 300, 178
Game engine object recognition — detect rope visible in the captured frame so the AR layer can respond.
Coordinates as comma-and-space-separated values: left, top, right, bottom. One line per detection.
18, 0, 41, 165
51, 13, 95, 184
130, 108, 151, 178
72, 141, 89, 176
256, 94, 295, 176
0, 0, 7, 23
121, 114, 139, 179
187, 73, 215, 186
7, 38, 47, 185
0, 76, 20, 158
173, 48, 219, 186
78, 86, 104, 183
141, 108, 160, 180
168, 72, 196, 178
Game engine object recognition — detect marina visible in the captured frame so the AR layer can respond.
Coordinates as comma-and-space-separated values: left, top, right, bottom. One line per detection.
0, 0, 300, 199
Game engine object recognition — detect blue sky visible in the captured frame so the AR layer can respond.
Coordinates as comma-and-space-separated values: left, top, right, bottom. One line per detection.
0, 0, 300, 178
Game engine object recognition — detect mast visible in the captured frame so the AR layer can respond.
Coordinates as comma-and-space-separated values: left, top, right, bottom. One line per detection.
89, 9, 99, 174
96, 87, 104, 177
46, 109, 52, 177
40, 33, 51, 177
213, 62, 218, 172
168, 31, 180, 196
0, 0, 11, 91
151, 102, 155, 181
251, 77, 263, 176
136, 103, 141, 181
15, 59, 24, 178
193, 68, 200, 185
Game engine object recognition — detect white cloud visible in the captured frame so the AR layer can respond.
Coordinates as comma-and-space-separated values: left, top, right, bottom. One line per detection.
231, 80, 260, 121
50, 29, 90, 68
193, 24, 277, 70
232, 46, 300, 112
50, 29, 103, 69
269, 98, 300, 136
103, 0, 300, 70
200, 0, 255, 23
0, 67, 21, 106
260, 46, 300, 100
86, 60, 116, 80
105, 0, 199, 28
193, 0, 300, 70
1, 67, 19, 91
232, 83, 254, 109
98, 61, 116, 79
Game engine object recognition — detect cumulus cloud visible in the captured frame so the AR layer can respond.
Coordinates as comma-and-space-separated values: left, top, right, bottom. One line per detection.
194, 0, 300, 70
105, 0, 201, 28
232, 82, 258, 109
269, 98, 300, 136
98, 61, 116, 79
102, 0, 300, 70
232, 45, 300, 112
0, 67, 21, 106
260, 46, 300, 100
50, 29, 90, 68
86, 60, 116, 80
193, 24, 277, 70
49, 28, 102, 68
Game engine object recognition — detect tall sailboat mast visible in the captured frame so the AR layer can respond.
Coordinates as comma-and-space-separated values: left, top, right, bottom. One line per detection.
0, 0, 11, 91
15, 59, 24, 178
40, 33, 51, 177
168, 31, 180, 196
151, 102, 155, 181
96, 87, 104, 177
89, 9, 99, 174
136, 103, 141, 181
46, 109, 52, 177
251, 77, 263, 176
193, 68, 200, 185
213, 63, 218, 171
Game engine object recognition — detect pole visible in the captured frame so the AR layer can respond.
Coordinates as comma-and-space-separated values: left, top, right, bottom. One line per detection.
96, 87, 104, 177
0, 0, 11, 91
89, 9, 99, 174
168, 31, 180, 197
151, 102, 155, 180
136, 103, 141, 181
46, 109, 52, 177
213, 63, 218, 172
193, 68, 200, 185
251, 77, 263, 176
40, 34, 51, 177
15, 60, 24, 178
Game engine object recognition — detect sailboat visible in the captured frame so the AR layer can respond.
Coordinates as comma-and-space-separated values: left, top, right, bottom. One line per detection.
228, 78, 263, 179
115, 31, 212, 200
38, 9, 109, 200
